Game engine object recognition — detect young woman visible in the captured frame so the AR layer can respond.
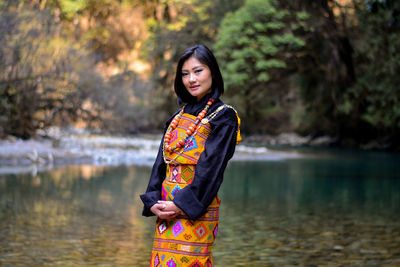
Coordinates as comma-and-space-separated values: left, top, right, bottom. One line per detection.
140, 44, 241, 267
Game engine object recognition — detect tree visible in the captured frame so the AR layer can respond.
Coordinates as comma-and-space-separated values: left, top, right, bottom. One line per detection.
20, 0, 144, 63
338, 0, 400, 147
280, 0, 357, 140
287, 0, 400, 148
0, 1, 159, 138
0, 6, 92, 138
215, 0, 308, 133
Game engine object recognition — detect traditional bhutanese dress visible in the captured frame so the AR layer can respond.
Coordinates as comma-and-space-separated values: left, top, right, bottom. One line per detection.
141, 91, 241, 267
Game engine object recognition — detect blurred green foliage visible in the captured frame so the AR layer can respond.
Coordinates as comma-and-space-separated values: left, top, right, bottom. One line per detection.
215, 0, 308, 133
342, 1, 400, 136
293, 0, 400, 148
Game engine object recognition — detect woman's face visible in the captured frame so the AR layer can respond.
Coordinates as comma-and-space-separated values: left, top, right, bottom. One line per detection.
181, 56, 212, 101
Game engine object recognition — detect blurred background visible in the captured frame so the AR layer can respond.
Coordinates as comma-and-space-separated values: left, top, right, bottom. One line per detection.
1, 1, 400, 266
1, 0, 399, 149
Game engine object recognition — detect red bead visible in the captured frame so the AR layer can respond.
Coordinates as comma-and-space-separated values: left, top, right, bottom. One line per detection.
176, 143, 182, 148
207, 100, 213, 106
165, 146, 172, 152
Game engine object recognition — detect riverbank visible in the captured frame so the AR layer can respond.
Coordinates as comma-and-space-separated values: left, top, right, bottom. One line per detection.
0, 128, 335, 175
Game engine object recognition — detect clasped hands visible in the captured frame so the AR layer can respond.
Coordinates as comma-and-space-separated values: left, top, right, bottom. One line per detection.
150, 200, 184, 220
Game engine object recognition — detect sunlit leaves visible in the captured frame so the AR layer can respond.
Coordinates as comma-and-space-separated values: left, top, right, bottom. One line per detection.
0, 6, 102, 138
59, 0, 87, 19
255, 59, 286, 71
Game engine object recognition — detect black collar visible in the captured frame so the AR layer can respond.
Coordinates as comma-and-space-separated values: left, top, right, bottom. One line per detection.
184, 90, 220, 115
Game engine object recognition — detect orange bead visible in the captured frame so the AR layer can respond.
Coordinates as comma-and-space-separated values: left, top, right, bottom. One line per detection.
186, 129, 193, 135
178, 139, 185, 146
176, 143, 182, 148
207, 100, 213, 106
188, 125, 195, 132
201, 110, 207, 116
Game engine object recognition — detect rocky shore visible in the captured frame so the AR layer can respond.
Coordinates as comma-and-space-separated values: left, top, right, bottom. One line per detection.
0, 128, 333, 175
244, 133, 336, 147
0, 131, 160, 174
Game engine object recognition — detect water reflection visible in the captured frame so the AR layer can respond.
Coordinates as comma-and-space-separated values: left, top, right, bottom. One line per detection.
217, 154, 400, 266
0, 150, 399, 266
221, 159, 400, 218
0, 165, 155, 266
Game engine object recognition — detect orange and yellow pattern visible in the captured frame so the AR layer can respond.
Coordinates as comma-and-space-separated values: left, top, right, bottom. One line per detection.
163, 113, 212, 165
151, 175, 219, 267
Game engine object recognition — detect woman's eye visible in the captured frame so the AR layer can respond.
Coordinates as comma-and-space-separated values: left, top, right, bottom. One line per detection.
195, 69, 203, 74
182, 73, 188, 77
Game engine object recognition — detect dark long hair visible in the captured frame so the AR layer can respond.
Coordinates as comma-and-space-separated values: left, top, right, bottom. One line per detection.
174, 44, 224, 104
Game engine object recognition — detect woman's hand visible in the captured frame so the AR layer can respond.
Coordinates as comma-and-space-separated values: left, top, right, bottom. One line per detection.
150, 202, 178, 220
157, 200, 184, 216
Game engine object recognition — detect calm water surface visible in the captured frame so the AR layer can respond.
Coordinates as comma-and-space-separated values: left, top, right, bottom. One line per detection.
1, 149, 399, 266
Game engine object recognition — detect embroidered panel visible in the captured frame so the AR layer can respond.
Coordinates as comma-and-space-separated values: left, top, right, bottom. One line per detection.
166, 164, 195, 185
164, 113, 211, 165
150, 167, 219, 267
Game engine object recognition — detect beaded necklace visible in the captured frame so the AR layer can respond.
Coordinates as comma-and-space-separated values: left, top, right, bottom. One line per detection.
163, 98, 215, 162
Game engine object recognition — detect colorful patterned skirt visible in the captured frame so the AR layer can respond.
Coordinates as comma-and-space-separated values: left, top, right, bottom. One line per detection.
150, 164, 220, 267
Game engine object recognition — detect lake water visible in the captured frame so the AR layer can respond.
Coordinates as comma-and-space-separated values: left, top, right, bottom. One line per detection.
1, 148, 399, 266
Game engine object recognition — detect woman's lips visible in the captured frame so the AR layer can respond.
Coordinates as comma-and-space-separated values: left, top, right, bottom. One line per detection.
190, 85, 200, 90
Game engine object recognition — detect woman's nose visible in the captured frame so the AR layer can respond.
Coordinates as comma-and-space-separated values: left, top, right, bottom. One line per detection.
189, 73, 196, 82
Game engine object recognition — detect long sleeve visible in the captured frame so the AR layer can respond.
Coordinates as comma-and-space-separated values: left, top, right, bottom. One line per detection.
140, 110, 180, 216
140, 138, 167, 216
172, 107, 239, 220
